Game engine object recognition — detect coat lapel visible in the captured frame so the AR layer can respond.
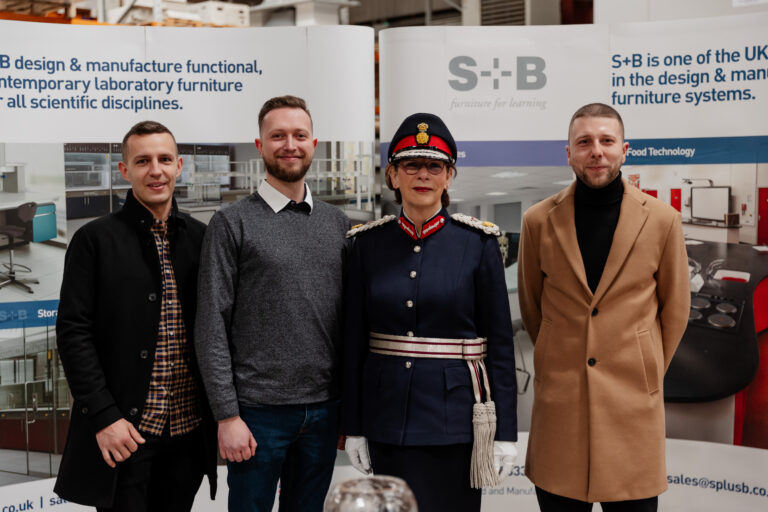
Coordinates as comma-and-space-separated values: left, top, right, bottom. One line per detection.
548, 183, 592, 298
591, 182, 649, 305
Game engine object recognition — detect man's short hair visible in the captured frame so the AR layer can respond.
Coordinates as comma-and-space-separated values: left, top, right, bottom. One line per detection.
568, 103, 625, 140
258, 95, 313, 133
121, 120, 177, 160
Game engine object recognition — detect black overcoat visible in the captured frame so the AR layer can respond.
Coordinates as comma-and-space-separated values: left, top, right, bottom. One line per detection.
54, 191, 217, 507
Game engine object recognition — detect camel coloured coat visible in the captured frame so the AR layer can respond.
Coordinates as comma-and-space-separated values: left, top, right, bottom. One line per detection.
517, 180, 690, 502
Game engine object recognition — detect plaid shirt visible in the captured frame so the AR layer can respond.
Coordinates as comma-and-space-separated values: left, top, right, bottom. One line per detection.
139, 220, 201, 436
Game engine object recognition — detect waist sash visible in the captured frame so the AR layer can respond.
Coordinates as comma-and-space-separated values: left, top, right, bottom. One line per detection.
368, 331, 500, 488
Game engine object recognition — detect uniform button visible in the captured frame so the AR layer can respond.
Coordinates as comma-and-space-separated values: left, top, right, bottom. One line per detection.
139, 350, 149, 359
591, 308, 598, 317
128, 407, 139, 416
406, 331, 414, 337
148, 293, 157, 302
405, 361, 412, 369
406, 300, 414, 308
169, 331, 174, 337
413, 246, 421, 253
588, 358, 596, 366
81, 407, 88, 415
409, 271, 417, 279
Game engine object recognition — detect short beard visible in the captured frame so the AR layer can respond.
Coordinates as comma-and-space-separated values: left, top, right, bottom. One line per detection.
264, 160, 311, 183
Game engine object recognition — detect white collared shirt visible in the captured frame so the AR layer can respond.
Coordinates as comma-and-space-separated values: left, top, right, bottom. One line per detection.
258, 179, 314, 214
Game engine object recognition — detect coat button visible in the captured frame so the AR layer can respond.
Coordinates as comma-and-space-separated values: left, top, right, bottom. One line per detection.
413, 246, 421, 253
148, 293, 157, 302
81, 407, 88, 415
407, 331, 414, 337
139, 350, 149, 359
405, 361, 412, 369
128, 407, 139, 416
588, 358, 596, 366
409, 271, 417, 279
406, 300, 414, 308
591, 308, 598, 316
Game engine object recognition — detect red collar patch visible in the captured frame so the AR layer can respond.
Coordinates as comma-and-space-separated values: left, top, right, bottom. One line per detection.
397, 214, 446, 240
422, 215, 446, 239
397, 216, 417, 240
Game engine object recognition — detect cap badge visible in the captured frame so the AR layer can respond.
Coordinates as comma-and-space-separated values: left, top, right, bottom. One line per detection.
415, 122, 430, 145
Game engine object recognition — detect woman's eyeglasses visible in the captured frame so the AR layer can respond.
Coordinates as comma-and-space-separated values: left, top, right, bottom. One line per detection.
398, 160, 447, 175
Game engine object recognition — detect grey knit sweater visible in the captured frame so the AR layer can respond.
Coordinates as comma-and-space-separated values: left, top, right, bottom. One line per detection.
195, 193, 349, 421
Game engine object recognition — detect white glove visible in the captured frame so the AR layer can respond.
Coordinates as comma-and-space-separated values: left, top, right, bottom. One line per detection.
494, 441, 518, 479
345, 436, 371, 475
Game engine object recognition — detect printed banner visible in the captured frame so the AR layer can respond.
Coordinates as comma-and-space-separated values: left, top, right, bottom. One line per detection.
0, 23, 375, 143
0, 300, 58, 330
379, 13, 768, 165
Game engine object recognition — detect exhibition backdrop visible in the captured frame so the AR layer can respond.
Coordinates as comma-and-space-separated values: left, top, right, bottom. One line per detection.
1, 11, 768, 512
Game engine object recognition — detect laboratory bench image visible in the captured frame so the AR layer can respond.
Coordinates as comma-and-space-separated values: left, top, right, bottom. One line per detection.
0, 160, 66, 303
64, 140, 376, 234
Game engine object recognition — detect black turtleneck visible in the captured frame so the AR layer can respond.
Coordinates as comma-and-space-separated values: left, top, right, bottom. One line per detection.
574, 172, 624, 293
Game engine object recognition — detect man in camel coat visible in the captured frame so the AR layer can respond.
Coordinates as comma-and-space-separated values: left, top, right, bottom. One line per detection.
517, 103, 690, 511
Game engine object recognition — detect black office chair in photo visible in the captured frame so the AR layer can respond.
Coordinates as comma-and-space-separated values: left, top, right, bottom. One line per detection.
0, 202, 39, 294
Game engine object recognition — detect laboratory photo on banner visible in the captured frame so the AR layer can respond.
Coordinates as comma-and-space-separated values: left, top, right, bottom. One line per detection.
0, 143, 66, 303
0, 142, 65, 477
63, 140, 374, 234
624, 162, 768, 451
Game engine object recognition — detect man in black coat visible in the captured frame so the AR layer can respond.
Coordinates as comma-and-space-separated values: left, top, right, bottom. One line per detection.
54, 121, 217, 511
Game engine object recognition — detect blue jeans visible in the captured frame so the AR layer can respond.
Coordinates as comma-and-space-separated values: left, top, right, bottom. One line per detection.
227, 400, 339, 512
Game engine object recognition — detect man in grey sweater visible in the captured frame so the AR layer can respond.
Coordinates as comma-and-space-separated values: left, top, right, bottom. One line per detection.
195, 95, 349, 511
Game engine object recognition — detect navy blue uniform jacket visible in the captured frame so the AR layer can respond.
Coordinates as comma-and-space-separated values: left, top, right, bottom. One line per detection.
342, 209, 517, 445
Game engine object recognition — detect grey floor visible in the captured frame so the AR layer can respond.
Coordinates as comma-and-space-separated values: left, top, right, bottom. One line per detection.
0, 240, 65, 303
0, 449, 61, 486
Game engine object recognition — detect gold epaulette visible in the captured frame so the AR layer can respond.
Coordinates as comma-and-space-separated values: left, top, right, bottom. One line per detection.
346, 215, 397, 238
450, 213, 500, 236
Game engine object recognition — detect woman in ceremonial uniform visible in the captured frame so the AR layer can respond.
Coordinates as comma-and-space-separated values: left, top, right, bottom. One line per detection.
342, 113, 518, 512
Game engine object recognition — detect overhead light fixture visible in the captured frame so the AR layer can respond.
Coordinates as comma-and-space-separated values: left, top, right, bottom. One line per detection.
486, 191, 508, 196
553, 179, 574, 185
491, 171, 528, 179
